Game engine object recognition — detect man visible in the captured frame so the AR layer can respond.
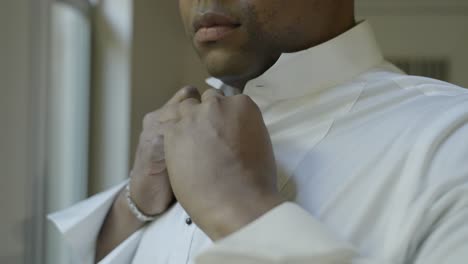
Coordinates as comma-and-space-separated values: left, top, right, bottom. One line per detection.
50, 0, 468, 263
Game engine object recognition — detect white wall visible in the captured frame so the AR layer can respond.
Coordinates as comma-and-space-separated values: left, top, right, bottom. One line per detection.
0, 0, 31, 263
357, 0, 468, 88
130, 0, 187, 157
129, 0, 212, 156
363, 15, 468, 87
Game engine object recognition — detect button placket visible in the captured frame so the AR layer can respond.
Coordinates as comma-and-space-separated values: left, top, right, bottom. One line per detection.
178, 211, 196, 264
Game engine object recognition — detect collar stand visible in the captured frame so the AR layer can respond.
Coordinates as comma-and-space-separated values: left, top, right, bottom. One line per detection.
207, 21, 383, 106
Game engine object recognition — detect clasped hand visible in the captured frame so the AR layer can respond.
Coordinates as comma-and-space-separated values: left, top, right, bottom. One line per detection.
132, 87, 284, 240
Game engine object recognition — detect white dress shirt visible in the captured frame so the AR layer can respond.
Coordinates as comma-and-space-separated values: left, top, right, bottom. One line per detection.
49, 21, 468, 264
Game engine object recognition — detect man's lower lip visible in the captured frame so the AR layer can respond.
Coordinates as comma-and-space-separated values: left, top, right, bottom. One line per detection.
194, 26, 238, 43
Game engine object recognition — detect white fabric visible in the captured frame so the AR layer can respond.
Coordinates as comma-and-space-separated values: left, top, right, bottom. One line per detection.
49, 21, 468, 264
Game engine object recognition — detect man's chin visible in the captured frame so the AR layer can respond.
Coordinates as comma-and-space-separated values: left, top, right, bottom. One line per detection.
198, 45, 276, 89
202, 50, 253, 79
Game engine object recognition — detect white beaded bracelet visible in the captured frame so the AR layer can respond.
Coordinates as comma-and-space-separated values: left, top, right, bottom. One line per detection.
125, 181, 158, 222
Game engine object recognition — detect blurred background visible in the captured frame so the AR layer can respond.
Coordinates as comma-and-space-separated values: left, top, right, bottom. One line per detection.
0, 0, 467, 263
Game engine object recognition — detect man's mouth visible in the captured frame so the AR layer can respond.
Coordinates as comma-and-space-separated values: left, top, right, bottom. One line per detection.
193, 12, 241, 43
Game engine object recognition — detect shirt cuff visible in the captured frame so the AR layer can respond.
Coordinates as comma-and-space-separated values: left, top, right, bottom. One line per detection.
196, 202, 355, 264
48, 180, 141, 264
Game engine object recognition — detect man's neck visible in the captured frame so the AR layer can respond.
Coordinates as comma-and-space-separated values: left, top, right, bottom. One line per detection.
222, 16, 357, 92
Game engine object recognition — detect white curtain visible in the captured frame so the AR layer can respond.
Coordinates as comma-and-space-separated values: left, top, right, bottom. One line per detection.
45, 2, 91, 263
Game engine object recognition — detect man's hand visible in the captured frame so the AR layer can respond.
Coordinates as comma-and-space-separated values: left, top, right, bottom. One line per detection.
163, 89, 284, 241
130, 86, 201, 215
96, 86, 201, 261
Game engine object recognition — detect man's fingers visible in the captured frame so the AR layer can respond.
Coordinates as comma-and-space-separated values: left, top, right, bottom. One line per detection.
165, 86, 201, 106
156, 121, 176, 137
201, 88, 224, 102
179, 97, 200, 117
158, 96, 200, 123
156, 104, 180, 123
156, 86, 200, 123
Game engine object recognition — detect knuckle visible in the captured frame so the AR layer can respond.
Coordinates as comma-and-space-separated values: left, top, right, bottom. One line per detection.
150, 136, 163, 148
202, 89, 223, 99
235, 94, 253, 105
143, 109, 164, 127
142, 114, 152, 128
204, 97, 221, 109
143, 112, 156, 125
201, 88, 214, 96
207, 94, 222, 103
179, 99, 193, 111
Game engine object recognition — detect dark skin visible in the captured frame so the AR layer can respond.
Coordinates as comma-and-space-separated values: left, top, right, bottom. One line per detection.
96, 0, 355, 261
180, 0, 355, 89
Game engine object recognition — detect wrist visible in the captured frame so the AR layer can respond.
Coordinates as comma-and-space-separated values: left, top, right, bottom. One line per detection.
115, 189, 147, 228
129, 172, 173, 215
203, 193, 285, 241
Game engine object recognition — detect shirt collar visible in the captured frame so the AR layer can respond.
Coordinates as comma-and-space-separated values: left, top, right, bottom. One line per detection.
206, 21, 384, 104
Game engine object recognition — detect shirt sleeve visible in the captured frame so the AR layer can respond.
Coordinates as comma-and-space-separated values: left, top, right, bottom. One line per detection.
195, 202, 468, 264
47, 180, 143, 264
196, 202, 356, 264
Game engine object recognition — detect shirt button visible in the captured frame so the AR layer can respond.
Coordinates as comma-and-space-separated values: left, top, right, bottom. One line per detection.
185, 217, 192, 225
